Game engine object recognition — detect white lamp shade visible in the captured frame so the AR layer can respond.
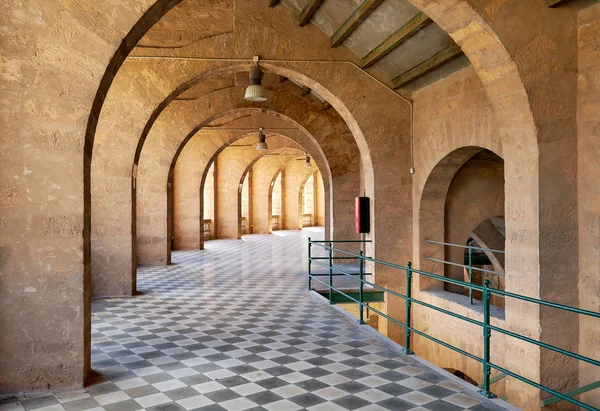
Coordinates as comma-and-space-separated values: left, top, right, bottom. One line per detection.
244, 84, 267, 102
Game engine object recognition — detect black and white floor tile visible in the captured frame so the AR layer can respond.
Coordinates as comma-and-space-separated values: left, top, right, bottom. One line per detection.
1, 229, 509, 411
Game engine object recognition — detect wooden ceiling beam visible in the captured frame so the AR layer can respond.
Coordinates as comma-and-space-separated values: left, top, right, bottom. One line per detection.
330, 0, 385, 48
548, 0, 571, 6
361, 12, 431, 68
269, 0, 280, 7
299, 0, 325, 26
392, 43, 463, 88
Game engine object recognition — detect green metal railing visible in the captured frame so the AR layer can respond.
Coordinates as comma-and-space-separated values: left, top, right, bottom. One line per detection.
307, 238, 600, 410
425, 239, 505, 305
307, 239, 371, 307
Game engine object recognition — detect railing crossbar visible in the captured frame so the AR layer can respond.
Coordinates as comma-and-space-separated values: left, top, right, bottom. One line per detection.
426, 239, 505, 254
425, 257, 505, 277
478, 372, 507, 388
489, 324, 600, 367
310, 260, 361, 278
491, 289, 600, 319
411, 266, 486, 291
541, 380, 600, 406
309, 240, 372, 243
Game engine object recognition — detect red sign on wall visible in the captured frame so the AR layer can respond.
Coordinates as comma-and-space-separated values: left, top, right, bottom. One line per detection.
355, 197, 370, 234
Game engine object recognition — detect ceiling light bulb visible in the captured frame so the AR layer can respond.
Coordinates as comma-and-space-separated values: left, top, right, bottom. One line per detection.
245, 67, 267, 102
256, 128, 268, 151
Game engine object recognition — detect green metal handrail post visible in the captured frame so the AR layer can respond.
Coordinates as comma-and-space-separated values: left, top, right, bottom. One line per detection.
468, 240, 473, 305
480, 279, 495, 398
358, 251, 365, 324
308, 237, 312, 290
405, 262, 414, 354
328, 242, 333, 304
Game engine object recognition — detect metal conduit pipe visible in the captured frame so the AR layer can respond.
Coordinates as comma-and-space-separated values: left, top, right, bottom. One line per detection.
127, 55, 416, 174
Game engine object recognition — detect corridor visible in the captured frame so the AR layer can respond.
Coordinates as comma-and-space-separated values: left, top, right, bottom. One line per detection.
2, 230, 506, 411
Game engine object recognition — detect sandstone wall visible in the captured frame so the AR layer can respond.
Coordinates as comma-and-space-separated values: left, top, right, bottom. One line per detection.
315, 170, 326, 227
283, 161, 318, 230
577, 3, 600, 408
410, 66, 507, 396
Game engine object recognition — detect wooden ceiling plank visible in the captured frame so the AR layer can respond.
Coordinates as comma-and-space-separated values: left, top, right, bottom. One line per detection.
299, 0, 325, 26
361, 12, 431, 68
330, 0, 385, 48
392, 43, 463, 88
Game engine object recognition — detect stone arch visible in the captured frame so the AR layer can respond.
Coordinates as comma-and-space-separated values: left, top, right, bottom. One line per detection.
1, 0, 563, 397
130, 63, 367, 248
170, 130, 313, 253
444, 150, 504, 294
417, 146, 498, 290
115, 59, 384, 265
92, 69, 361, 295
241, 153, 302, 235
82, 1, 543, 404
166, 108, 333, 256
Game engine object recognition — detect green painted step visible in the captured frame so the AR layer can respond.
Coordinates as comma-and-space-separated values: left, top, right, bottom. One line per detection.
314, 290, 385, 303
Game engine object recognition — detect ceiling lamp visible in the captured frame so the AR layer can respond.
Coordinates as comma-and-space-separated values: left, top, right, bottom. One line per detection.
244, 57, 267, 102
256, 128, 268, 151
304, 155, 312, 168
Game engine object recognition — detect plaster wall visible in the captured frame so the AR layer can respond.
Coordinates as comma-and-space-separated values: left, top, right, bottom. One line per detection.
577, 3, 600, 408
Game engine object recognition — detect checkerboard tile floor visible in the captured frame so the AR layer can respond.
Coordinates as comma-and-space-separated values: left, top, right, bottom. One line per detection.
1, 229, 510, 411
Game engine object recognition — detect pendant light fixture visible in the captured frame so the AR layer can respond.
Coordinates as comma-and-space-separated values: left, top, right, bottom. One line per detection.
244, 56, 267, 102
256, 128, 268, 151
304, 155, 311, 168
